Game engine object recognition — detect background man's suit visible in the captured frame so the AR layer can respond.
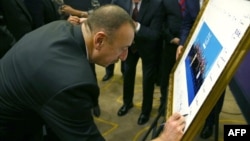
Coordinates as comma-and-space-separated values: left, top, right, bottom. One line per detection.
158, 0, 183, 115
24, 0, 61, 29
113, 0, 165, 124
0, 0, 33, 41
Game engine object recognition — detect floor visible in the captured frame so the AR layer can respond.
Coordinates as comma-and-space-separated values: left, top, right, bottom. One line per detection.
93, 60, 247, 141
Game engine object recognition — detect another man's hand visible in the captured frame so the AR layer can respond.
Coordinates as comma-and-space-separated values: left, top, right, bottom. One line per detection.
67, 15, 81, 25
133, 21, 138, 28
176, 45, 184, 60
67, 16, 87, 25
170, 37, 180, 45
60, 4, 88, 18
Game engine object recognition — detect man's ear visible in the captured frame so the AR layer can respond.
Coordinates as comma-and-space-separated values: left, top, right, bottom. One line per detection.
94, 31, 106, 50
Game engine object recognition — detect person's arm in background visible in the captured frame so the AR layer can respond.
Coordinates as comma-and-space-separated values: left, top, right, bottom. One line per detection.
176, 0, 197, 59
60, 4, 88, 18
58, 4, 89, 25
162, 0, 182, 45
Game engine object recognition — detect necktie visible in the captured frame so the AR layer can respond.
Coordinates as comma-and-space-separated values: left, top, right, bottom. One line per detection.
178, 0, 186, 16
132, 3, 138, 21
131, 2, 138, 53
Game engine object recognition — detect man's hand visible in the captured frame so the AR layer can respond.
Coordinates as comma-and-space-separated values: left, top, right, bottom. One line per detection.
67, 15, 81, 25
170, 37, 180, 45
153, 113, 186, 141
133, 21, 138, 28
60, 4, 88, 18
176, 45, 184, 60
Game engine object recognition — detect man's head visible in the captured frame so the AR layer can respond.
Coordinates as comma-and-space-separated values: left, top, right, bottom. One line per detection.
83, 4, 135, 67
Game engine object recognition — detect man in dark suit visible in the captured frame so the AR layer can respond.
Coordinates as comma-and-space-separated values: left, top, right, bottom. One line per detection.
158, 0, 183, 116
176, 0, 225, 139
113, 0, 165, 125
24, 0, 61, 29
0, 0, 33, 41
0, 5, 186, 141
0, 0, 60, 58
0, 5, 133, 141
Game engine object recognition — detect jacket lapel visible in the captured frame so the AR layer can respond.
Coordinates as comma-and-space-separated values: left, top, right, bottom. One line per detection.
137, 0, 149, 21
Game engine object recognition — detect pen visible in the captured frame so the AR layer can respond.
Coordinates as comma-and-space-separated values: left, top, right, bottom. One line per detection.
182, 114, 188, 117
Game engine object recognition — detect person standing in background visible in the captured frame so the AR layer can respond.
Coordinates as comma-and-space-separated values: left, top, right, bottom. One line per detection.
176, 0, 225, 139
158, 0, 183, 116
113, 0, 165, 125
24, 0, 61, 29
0, 0, 33, 41
0, 0, 61, 59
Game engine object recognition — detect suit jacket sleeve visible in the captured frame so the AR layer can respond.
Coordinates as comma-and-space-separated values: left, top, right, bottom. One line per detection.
136, 0, 165, 41
112, 0, 164, 41
162, 0, 182, 43
179, 0, 200, 46
40, 85, 105, 141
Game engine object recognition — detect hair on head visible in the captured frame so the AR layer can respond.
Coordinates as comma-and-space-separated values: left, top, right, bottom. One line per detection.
85, 4, 135, 42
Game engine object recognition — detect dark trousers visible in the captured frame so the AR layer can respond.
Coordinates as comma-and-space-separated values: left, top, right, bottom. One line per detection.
123, 49, 157, 115
105, 62, 125, 76
159, 41, 178, 113
205, 90, 225, 125
105, 64, 115, 75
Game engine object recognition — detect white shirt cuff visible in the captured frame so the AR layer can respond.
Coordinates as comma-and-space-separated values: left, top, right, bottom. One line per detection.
136, 23, 141, 33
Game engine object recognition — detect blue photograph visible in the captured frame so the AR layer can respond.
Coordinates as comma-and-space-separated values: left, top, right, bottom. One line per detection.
185, 23, 223, 105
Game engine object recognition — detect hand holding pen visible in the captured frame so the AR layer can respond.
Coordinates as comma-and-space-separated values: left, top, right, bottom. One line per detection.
160, 113, 188, 127
152, 113, 186, 141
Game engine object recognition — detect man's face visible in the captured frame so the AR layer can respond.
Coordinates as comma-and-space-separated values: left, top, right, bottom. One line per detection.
94, 23, 135, 67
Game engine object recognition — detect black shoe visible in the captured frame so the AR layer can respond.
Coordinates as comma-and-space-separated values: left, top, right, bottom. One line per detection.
200, 124, 213, 139
117, 103, 133, 116
102, 73, 113, 81
93, 105, 101, 117
137, 113, 150, 125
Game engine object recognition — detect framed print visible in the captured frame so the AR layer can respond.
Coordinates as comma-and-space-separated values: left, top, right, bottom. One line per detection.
166, 0, 250, 140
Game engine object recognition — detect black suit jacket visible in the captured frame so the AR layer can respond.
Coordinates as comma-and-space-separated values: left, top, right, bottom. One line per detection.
24, 0, 60, 29
0, 0, 33, 41
162, 0, 182, 43
179, 0, 200, 45
0, 21, 104, 141
112, 0, 164, 58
